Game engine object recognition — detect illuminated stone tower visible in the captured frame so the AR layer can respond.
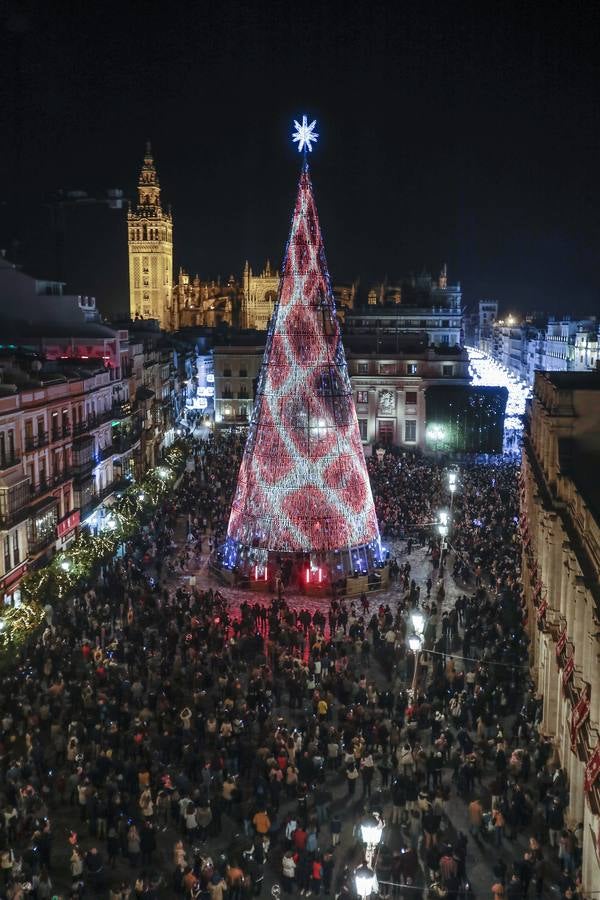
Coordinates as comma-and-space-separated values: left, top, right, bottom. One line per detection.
128, 143, 174, 329
221, 155, 383, 586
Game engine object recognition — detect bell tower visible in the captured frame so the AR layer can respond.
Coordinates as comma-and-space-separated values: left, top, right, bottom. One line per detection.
128, 142, 174, 329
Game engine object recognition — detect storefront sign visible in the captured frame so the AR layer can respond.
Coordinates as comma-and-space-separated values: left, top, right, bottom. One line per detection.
585, 744, 600, 794
1, 562, 27, 591
57, 510, 80, 539
571, 690, 590, 748
563, 655, 575, 688
556, 628, 567, 658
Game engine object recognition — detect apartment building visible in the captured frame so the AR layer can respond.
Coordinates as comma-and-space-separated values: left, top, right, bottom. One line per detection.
479, 317, 599, 387
521, 371, 600, 893
0, 357, 125, 603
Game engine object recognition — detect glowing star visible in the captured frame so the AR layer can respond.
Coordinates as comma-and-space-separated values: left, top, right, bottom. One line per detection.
292, 115, 319, 153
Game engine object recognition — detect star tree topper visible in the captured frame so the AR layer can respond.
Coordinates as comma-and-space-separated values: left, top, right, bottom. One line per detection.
292, 115, 319, 153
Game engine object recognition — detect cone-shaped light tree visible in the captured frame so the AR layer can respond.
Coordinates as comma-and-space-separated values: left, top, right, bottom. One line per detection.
222, 127, 382, 583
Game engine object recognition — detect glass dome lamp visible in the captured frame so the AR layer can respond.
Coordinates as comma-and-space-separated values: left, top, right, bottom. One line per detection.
360, 813, 384, 847
355, 864, 378, 898
408, 635, 422, 652
411, 612, 425, 635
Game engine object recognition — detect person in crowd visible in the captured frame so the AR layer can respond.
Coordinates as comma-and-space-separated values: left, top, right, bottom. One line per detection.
0, 438, 581, 898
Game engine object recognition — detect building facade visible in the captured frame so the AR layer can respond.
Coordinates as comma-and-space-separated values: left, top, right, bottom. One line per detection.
478, 317, 599, 387
0, 316, 196, 602
212, 332, 470, 450
173, 269, 236, 329
0, 360, 124, 604
343, 269, 462, 348
128, 144, 174, 330
213, 336, 265, 425
521, 371, 600, 894
241, 261, 279, 330
347, 340, 470, 448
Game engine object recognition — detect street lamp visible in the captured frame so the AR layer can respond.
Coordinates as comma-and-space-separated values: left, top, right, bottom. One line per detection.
410, 611, 425, 636
438, 510, 449, 538
408, 634, 422, 653
408, 633, 423, 699
360, 813, 385, 857
448, 470, 458, 512
355, 864, 378, 899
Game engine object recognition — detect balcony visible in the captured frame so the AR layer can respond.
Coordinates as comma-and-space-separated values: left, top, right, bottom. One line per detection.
28, 531, 56, 555
79, 478, 128, 519
0, 504, 31, 530
72, 460, 94, 482
98, 444, 114, 462
29, 468, 73, 500
112, 429, 142, 454
111, 402, 132, 421
0, 455, 21, 471
24, 432, 49, 452
71, 409, 114, 438
50, 424, 72, 443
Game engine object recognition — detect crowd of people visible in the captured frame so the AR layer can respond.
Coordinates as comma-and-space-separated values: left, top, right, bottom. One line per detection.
0, 435, 584, 899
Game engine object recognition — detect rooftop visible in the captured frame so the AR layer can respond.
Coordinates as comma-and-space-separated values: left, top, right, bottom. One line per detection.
0, 320, 119, 341
541, 371, 600, 391
346, 304, 461, 316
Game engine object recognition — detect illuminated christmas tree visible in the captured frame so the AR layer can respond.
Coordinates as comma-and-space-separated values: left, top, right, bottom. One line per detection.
222, 118, 382, 584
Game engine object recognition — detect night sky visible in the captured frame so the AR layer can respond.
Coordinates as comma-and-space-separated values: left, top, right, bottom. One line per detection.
1, 1, 600, 319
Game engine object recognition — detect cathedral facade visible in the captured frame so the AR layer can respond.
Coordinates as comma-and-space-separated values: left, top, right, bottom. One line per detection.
174, 269, 237, 329
241, 260, 279, 329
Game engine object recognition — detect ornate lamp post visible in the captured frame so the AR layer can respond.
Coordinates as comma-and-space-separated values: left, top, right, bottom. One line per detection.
354, 864, 378, 899
359, 812, 384, 865
448, 470, 458, 511
410, 611, 425, 637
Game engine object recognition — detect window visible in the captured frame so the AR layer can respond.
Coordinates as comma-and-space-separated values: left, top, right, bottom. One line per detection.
3, 536, 10, 572
405, 391, 418, 405
405, 420, 417, 442
441, 335, 449, 344
358, 419, 368, 441
442, 364, 453, 376
378, 421, 394, 444
406, 363, 417, 375
223, 367, 232, 377
239, 369, 247, 377
0, 433, 5, 467
356, 390, 369, 405
379, 362, 396, 375
357, 362, 369, 375
442, 320, 450, 327
12, 532, 19, 566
